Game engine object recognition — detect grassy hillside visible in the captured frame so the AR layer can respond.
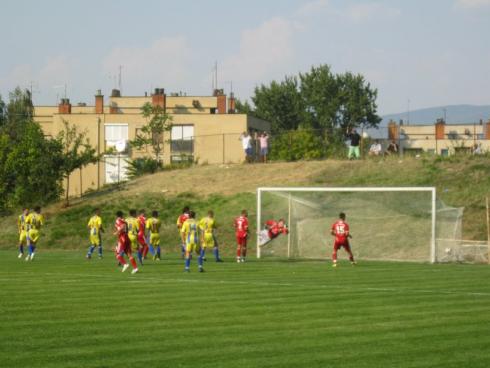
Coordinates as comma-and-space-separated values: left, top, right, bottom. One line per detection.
0, 155, 489, 253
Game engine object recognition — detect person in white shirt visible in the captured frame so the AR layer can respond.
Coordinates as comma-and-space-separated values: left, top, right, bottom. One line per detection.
368, 140, 382, 156
239, 131, 253, 163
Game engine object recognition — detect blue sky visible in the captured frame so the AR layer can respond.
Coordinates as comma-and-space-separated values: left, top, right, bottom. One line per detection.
1, 0, 489, 114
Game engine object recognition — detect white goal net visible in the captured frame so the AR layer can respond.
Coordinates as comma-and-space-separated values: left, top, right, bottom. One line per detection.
256, 187, 475, 263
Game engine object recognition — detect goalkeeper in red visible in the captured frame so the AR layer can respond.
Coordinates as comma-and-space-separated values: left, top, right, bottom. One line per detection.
331, 212, 356, 267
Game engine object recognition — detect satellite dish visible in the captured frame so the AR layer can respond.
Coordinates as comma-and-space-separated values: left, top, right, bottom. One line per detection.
115, 140, 127, 153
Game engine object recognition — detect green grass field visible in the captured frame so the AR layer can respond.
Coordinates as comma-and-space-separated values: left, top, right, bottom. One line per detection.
2, 250, 490, 368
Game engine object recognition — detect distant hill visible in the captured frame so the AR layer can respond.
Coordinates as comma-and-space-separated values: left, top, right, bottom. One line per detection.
381, 105, 490, 126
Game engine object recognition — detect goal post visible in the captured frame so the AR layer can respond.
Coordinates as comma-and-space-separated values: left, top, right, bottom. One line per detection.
256, 187, 440, 263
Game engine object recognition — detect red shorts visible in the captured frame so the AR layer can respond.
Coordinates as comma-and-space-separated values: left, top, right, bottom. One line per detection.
333, 240, 351, 252
117, 239, 131, 254
236, 235, 247, 246
137, 234, 147, 246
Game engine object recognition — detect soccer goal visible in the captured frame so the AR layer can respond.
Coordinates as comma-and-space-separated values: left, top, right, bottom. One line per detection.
256, 187, 466, 263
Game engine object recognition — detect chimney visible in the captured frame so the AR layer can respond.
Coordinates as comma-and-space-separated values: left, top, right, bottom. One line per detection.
95, 90, 104, 114
435, 119, 445, 140
217, 91, 226, 114
152, 88, 166, 109
109, 102, 118, 114
228, 92, 236, 114
58, 98, 72, 114
388, 120, 399, 141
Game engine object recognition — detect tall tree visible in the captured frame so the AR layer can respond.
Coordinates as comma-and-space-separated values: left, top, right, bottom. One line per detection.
251, 76, 304, 134
130, 102, 173, 163
0, 89, 65, 210
57, 120, 98, 206
299, 65, 340, 132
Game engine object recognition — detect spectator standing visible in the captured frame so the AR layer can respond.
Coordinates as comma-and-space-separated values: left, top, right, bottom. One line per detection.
239, 131, 253, 163
259, 132, 269, 163
346, 128, 361, 160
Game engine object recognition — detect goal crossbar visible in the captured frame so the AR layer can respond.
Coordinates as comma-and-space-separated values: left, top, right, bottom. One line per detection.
256, 187, 437, 263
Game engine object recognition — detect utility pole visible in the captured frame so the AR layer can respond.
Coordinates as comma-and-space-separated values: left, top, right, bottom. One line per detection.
407, 98, 410, 125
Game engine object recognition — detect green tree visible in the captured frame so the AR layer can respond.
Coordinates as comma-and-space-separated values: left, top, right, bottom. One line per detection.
57, 120, 98, 206
5, 123, 65, 207
247, 64, 381, 137
234, 99, 254, 115
251, 76, 304, 134
0, 89, 65, 210
130, 102, 173, 163
2, 87, 34, 140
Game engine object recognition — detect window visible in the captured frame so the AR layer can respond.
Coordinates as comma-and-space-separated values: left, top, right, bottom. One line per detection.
171, 125, 194, 162
105, 124, 128, 152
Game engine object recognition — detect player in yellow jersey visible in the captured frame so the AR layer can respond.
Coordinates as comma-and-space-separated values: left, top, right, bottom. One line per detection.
177, 206, 190, 258
25, 206, 44, 261
199, 210, 223, 262
17, 208, 30, 258
86, 208, 104, 259
146, 210, 162, 260
182, 211, 203, 272
126, 209, 143, 265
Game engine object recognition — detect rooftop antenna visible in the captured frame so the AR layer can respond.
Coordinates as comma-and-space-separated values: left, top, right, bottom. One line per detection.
215, 61, 218, 91
53, 84, 66, 104
225, 80, 233, 94
118, 65, 123, 94
211, 61, 218, 92
28, 81, 40, 102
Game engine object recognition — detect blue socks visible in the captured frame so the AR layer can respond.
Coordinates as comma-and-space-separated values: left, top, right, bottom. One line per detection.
98, 245, 102, 257
87, 245, 95, 257
19, 245, 24, 254
156, 246, 161, 259
137, 250, 143, 265
185, 257, 191, 269
198, 249, 204, 268
149, 244, 155, 256
213, 247, 220, 261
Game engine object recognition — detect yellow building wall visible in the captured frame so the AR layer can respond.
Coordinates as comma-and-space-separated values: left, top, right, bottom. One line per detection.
33, 99, 271, 196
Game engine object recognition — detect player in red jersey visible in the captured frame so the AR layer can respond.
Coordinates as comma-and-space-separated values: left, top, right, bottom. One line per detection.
265, 218, 289, 240
177, 206, 190, 258
137, 209, 151, 259
114, 211, 139, 274
234, 209, 249, 263
330, 212, 356, 267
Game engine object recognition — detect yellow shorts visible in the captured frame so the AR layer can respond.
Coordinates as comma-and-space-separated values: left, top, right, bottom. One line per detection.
128, 234, 138, 251
28, 229, 40, 244
19, 231, 28, 245
150, 233, 160, 246
89, 234, 101, 246
185, 242, 201, 255
202, 233, 215, 249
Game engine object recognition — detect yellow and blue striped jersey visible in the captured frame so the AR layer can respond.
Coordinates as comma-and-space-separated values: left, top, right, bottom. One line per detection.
198, 217, 216, 235
88, 215, 103, 236
146, 217, 161, 234
182, 218, 199, 244
26, 213, 44, 231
